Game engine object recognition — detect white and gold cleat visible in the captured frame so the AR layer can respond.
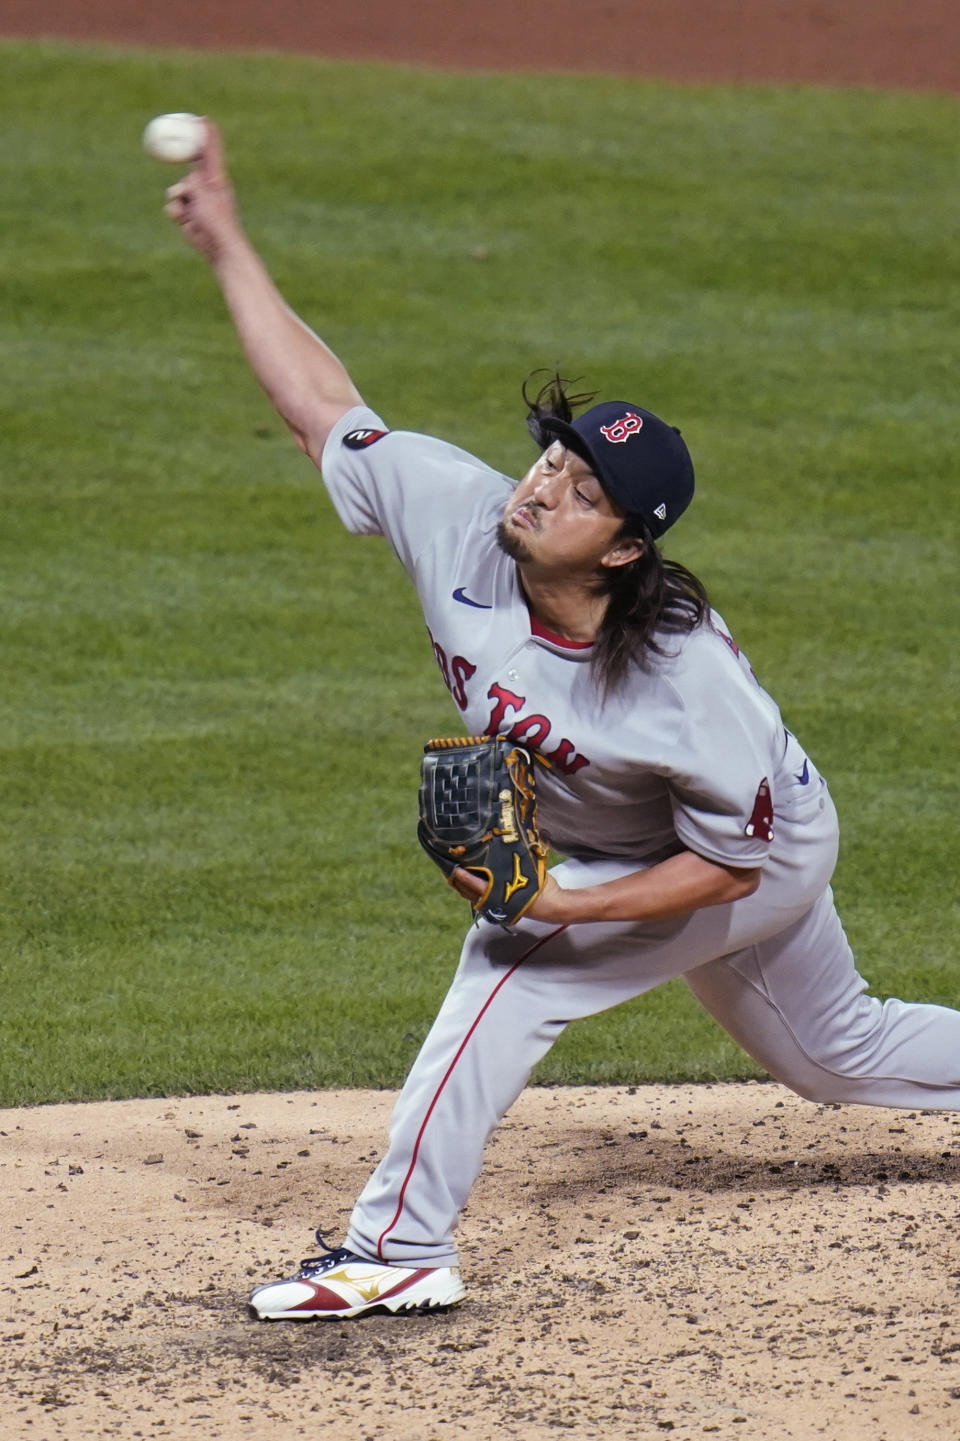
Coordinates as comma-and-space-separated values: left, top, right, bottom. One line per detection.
248, 1241, 466, 1321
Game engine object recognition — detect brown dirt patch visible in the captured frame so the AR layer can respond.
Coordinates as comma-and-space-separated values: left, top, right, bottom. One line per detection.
2, 0, 958, 91
4, 1083, 960, 1440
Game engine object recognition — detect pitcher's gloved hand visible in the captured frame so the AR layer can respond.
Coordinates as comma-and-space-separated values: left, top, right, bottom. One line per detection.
417, 735, 548, 927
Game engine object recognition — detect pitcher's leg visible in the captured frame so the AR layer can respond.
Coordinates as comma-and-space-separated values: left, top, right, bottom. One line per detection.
345, 921, 570, 1266
686, 887, 960, 1108
345, 847, 849, 1267
346, 866, 717, 1267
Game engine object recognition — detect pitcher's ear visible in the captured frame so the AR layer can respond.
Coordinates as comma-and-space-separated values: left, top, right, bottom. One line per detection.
600, 536, 643, 570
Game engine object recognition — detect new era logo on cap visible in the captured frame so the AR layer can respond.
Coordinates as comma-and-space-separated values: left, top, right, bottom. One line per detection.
653, 503, 667, 521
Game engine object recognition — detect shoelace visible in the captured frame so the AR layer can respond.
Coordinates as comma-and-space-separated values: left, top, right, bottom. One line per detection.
297, 1232, 370, 1278
297, 1247, 352, 1277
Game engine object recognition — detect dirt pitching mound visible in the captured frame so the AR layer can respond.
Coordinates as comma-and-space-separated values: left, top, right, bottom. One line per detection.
4, 1082, 960, 1440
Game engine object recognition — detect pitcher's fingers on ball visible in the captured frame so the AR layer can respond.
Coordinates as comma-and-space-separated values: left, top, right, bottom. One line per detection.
163, 190, 190, 222
196, 120, 234, 196
198, 118, 222, 166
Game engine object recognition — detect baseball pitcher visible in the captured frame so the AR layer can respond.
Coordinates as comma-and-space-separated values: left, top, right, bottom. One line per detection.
162, 122, 960, 1322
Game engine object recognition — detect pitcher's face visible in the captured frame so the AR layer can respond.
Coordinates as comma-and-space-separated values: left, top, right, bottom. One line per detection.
499, 443, 640, 575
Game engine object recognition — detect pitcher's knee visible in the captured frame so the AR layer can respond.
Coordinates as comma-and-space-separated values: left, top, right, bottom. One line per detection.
782, 1071, 855, 1105
765, 994, 901, 1104
763, 1043, 880, 1105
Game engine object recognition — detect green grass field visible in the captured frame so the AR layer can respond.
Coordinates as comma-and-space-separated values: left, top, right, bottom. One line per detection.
0, 41, 957, 1105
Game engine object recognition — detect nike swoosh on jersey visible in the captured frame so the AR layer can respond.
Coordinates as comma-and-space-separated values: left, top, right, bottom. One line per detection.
452, 588, 492, 609
794, 759, 810, 784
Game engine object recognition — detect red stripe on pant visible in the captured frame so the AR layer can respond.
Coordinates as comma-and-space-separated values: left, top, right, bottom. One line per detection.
376, 925, 567, 1259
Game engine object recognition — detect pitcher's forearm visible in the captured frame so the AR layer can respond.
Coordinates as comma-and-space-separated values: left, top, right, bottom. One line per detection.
163, 121, 364, 457
211, 234, 362, 455
532, 851, 761, 925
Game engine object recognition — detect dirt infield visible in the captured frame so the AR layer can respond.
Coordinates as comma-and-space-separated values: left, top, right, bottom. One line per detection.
2, 0, 958, 91
4, 1084, 960, 1441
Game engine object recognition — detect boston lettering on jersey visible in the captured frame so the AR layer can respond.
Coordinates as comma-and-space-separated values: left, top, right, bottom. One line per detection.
485, 683, 590, 775
428, 631, 590, 776
429, 632, 476, 711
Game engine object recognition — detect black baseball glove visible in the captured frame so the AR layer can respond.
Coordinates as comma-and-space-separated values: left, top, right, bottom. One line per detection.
417, 735, 548, 926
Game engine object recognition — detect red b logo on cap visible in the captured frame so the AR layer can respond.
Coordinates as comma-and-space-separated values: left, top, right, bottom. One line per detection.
599, 411, 644, 444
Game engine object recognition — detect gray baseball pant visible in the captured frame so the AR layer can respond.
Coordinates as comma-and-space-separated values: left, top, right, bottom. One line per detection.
346, 792, 960, 1267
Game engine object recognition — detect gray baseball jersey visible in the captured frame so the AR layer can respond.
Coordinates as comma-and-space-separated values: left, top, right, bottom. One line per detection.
316, 405, 960, 1270
324, 405, 814, 870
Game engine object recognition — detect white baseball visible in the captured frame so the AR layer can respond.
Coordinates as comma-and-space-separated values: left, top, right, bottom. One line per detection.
142, 112, 205, 165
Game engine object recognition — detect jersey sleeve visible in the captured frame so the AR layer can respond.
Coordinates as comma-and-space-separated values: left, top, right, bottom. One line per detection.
319, 404, 513, 576
662, 631, 783, 868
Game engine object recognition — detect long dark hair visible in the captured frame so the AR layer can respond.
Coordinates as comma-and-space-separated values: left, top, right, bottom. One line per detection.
523, 371, 710, 695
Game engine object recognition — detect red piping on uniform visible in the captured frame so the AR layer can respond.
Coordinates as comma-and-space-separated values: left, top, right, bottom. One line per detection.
376, 925, 567, 1259
528, 613, 593, 649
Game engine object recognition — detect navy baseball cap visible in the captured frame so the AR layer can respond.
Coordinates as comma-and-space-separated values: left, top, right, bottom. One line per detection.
540, 401, 695, 539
